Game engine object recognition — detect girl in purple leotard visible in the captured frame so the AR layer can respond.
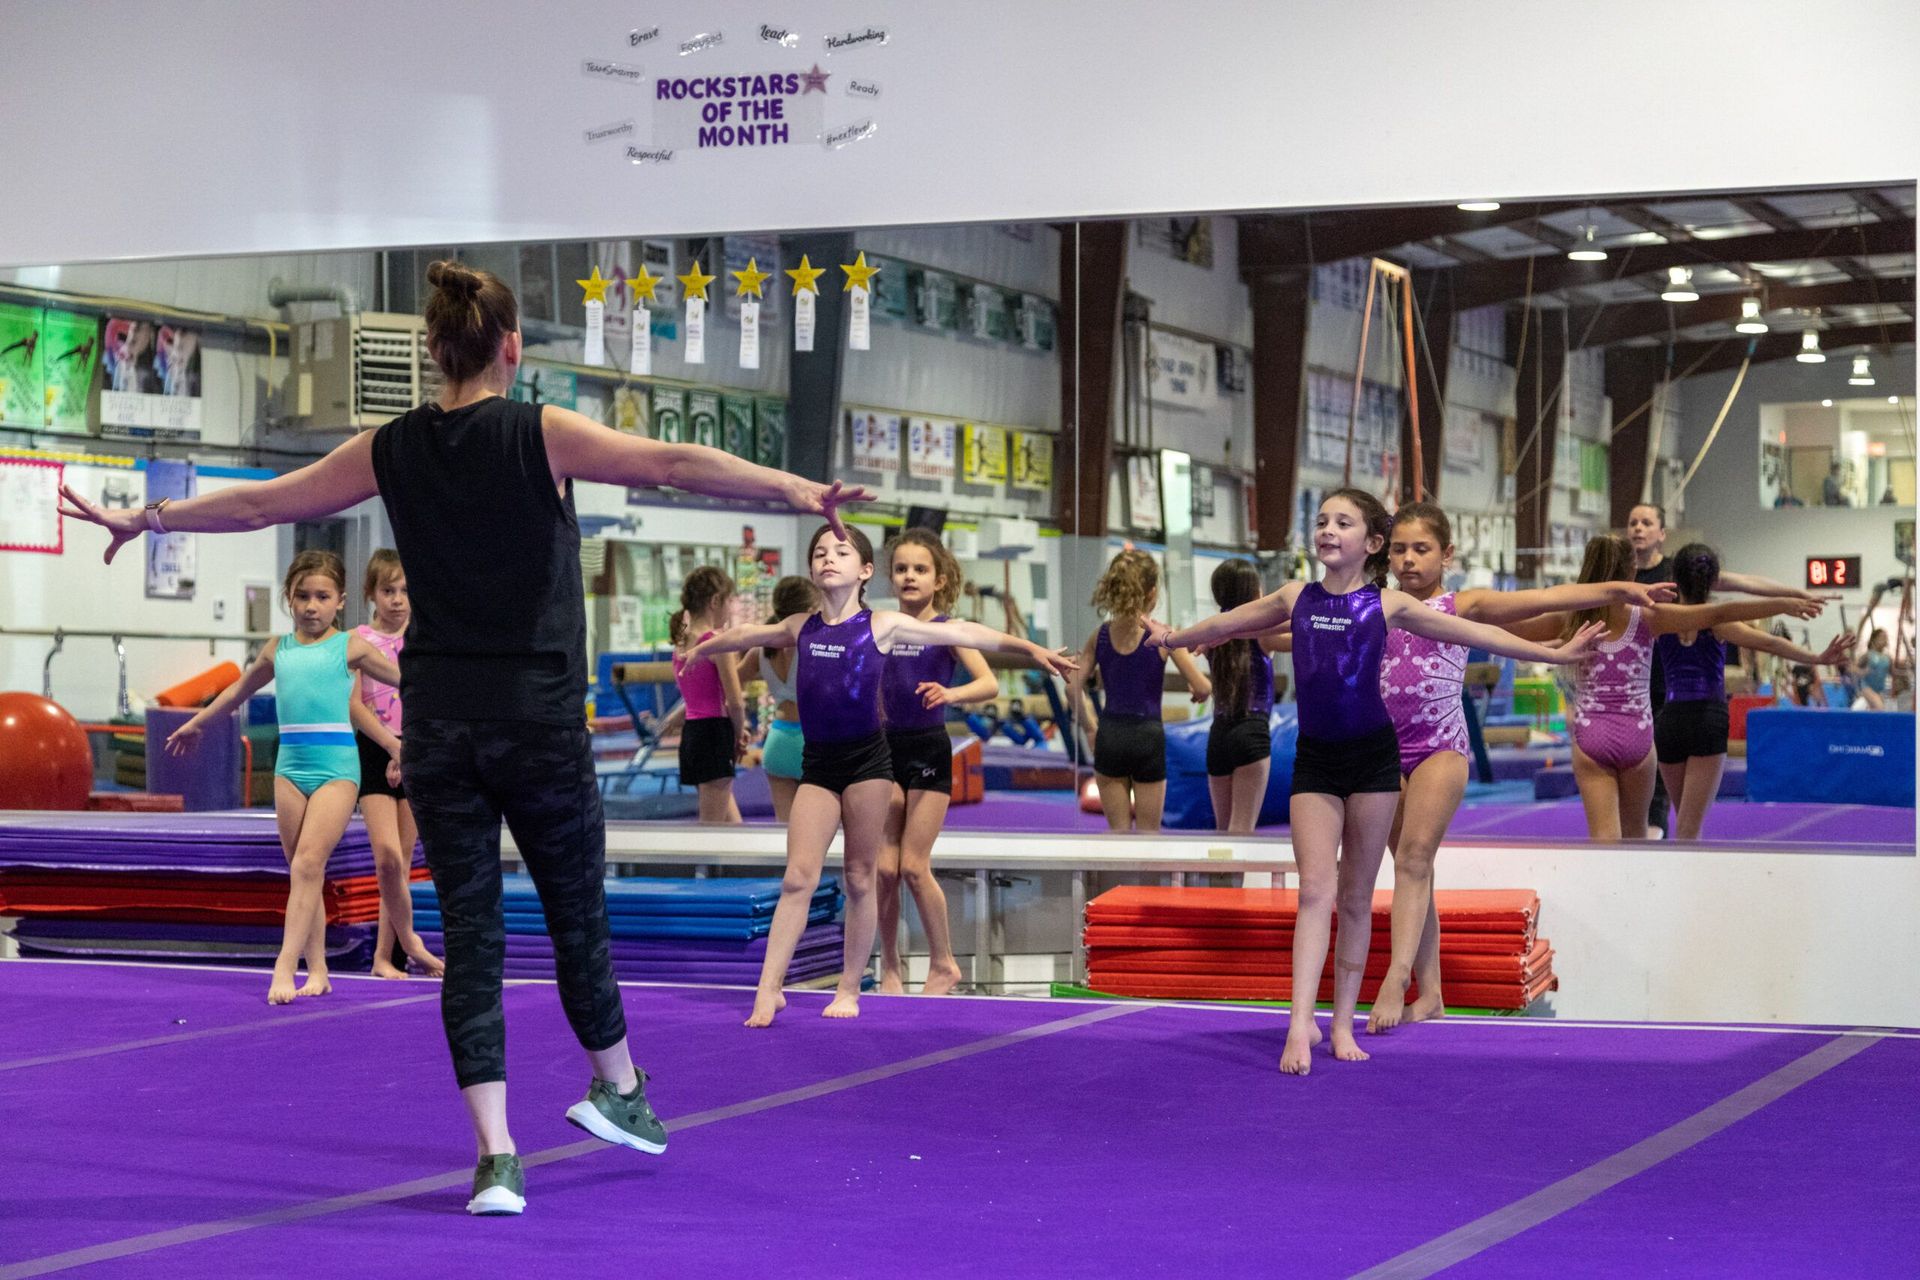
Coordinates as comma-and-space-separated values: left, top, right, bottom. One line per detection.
1551, 535, 1825, 842
1157, 490, 1603, 1076
875, 528, 1000, 997
691, 524, 1077, 1028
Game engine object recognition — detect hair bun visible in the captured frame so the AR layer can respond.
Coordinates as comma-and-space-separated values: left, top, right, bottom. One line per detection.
426, 259, 482, 299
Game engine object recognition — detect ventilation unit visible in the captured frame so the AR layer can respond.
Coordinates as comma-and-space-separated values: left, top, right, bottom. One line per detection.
286, 312, 439, 430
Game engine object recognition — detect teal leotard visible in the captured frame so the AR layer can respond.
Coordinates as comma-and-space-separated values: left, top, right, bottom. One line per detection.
274, 630, 360, 796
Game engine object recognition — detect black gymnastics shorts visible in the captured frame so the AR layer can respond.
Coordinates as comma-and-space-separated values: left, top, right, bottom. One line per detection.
888, 725, 954, 793
356, 731, 404, 800
1207, 715, 1272, 778
678, 717, 738, 787
1290, 724, 1402, 798
1094, 713, 1167, 785
802, 730, 894, 794
1654, 698, 1730, 765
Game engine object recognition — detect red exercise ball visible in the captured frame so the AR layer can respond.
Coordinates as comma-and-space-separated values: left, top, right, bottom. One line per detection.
0, 691, 93, 811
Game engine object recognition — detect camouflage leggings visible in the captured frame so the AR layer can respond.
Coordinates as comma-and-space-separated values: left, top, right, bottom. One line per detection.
403, 719, 627, 1088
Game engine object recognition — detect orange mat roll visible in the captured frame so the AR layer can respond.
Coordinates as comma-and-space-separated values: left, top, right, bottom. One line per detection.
154, 662, 243, 708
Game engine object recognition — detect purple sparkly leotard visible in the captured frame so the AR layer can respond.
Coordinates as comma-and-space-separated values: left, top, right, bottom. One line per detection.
797, 610, 886, 743
1654, 629, 1725, 703
1571, 606, 1654, 771
1291, 582, 1392, 740
1245, 648, 1275, 718
882, 615, 957, 732
1095, 623, 1166, 718
1379, 591, 1470, 776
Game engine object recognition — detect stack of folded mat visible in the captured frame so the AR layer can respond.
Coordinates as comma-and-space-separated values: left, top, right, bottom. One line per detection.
0, 812, 423, 969
1084, 885, 1555, 1010
412, 874, 846, 984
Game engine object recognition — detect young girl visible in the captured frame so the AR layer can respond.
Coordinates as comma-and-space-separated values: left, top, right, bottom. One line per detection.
1071, 549, 1209, 833
347, 549, 444, 980
1155, 489, 1604, 1075
690, 525, 1075, 1027
1656, 543, 1850, 839
1557, 534, 1823, 841
1855, 628, 1894, 710
738, 576, 817, 822
876, 529, 999, 996
1367, 503, 1674, 1031
1204, 559, 1285, 834
167, 551, 404, 1004
670, 566, 748, 823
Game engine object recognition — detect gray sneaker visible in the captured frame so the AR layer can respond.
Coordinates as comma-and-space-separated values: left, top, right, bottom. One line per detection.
565, 1071, 668, 1154
467, 1153, 526, 1216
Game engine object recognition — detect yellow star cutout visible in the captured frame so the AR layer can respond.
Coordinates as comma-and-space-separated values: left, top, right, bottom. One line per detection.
731, 257, 771, 298
786, 254, 825, 296
630, 263, 663, 304
677, 259, 716, 301
576, 266, 611, 305
840, 251, 881, 292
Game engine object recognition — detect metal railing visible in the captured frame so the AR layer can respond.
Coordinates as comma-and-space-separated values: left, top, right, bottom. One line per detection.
2, 626, 269, 718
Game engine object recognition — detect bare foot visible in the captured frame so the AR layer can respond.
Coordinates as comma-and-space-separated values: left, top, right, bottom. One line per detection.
267, 971, 298, 1005
745, 989, 784, 1028
878, 971, 906, 995
921, 962, 964, 996
371, 959, 409, 980
1330, 1024, 1371, 1062
295, 972, 332, 999
401, 934, 445, 978
1279, 1024, 1316, 1075
1407, 990, 1446, 1023
822, 991, 861, 1019
1368, 973, 1411, 1034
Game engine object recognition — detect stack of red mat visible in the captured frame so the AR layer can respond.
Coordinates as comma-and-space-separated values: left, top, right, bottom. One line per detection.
1085, 886, 1556, 1010
0, 868, 425, 926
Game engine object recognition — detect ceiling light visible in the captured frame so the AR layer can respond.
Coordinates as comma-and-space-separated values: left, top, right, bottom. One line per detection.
1660, 266, 1699, 303
1457, 200, 1502, 212
1734, 296, 1768, 334
1892, 396, 1903, 405
1821, 399, 1834, 407
1796, 329, 1825, 363
1849, 355, 1876, 387
1567, 225, 1608, 261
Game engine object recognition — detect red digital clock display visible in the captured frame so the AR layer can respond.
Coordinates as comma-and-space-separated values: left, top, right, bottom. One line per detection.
1806, 556, 1861, 589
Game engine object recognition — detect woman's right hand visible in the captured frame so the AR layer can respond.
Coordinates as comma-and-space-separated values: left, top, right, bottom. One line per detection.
165, 722, 202, 756
58, 483, 149, 565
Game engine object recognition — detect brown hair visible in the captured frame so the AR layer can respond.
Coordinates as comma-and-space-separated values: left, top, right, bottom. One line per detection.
671, 565, 734, 647
1324, 487, 1392, 588
423, 259, 519, 384
282, 550, 347, 613
888, 527, 963, 615
1565, 533, 1635, 638
1208, 559, 1262, 719
1629, 502, 1665, 529
1092, 548, 1158, 619
362, 548, 403, 600
1392, 500, 1453, 548
765, 575, 818, 667
807, 523, 876, 603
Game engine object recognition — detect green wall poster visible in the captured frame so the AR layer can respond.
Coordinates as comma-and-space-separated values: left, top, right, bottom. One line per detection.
0, 303, 43, 428
40, 310, 99, 435
651, 385, 687, 443
687, 390, 721, 449
721, 394, 755, 459
755, 398, 786, 469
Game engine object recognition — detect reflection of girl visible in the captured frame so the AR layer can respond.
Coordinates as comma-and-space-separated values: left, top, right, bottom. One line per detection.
1202, 560, 1282, 835
155, 325, 200, 397
103, 318, 157, 392
669, 566, 747, 824
1856, 629, 1893, 710
738, 576, 817, 822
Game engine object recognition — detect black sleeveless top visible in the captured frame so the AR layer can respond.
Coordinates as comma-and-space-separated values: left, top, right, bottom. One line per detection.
371, 397, 586, 725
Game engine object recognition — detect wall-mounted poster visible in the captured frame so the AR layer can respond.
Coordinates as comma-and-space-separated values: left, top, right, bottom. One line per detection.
911, 269, 959, 331
961, 423, 1008, 486
848, 410, 901, 475
1010, 430, 1053, 493
41, 310, 100, 434
144, 459, 196, 599
755, 398, 786, 468
687, 390, 721, 449
907, 417, 956, 480
723, 235, 781, 324
610, 384, 650, 435
651, 385, 687, 443
1144, 329, 1215, 411
0, 455, 63, 554
1136, 217, 1214, 268
1129, 453, 1163, 533
101, 317, 202, 437
0, 304, 44, 427
870, 256, 911, 320
1018, 295, 1056, 351
510, 365, 577, 410
721, 395, 755, 459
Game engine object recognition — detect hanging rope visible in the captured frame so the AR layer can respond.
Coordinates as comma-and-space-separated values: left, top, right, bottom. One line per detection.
1674, 343, 1754, 501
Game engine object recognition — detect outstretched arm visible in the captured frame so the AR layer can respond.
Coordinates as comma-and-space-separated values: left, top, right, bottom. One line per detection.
542, 406, 872, 539
61, 433, 378, 564
1716, 569, 1819, 602
1647, 596, 1820, 637
689, 616, 802, 659
1716, 621, 1851, 667
1458, 579, 1674, 627
880, 614, 1078, 679
1384, 590, 1605, 665
165, 643, 279, 754
1158, 584, 1300, 652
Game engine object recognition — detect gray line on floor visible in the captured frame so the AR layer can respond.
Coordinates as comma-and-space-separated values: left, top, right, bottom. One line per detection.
0, 1001, 1144, 1279
1349, 1029, 1886, 1280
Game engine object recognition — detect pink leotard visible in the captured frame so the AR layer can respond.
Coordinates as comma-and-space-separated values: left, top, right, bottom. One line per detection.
1379, 591, 1469, 777
1571, 606, 1653, 771
672, 631, 727, 720
353, 624, 404, 733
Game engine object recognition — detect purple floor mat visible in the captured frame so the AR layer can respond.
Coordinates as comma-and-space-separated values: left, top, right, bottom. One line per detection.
0, 810, 418, 877
1, 961, 1913, 1278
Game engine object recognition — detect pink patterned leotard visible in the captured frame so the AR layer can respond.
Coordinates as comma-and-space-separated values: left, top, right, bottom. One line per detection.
353, 624, 404, 732
1379, 591, 1470, 777
1571, 606, 1653, 771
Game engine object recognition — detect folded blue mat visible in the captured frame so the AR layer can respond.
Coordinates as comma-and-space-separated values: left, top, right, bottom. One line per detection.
419, 923, 842, 960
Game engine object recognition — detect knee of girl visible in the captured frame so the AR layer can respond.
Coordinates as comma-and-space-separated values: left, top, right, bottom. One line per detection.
1393, 846, 1436, 879
1296, 886, 1335, 916
842, 865, 876, 896
901, 863, 938, 893
874, 863, 900, 892
781, 869, 821, 898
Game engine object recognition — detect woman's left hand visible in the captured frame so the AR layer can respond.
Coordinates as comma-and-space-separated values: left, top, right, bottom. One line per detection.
58, 483, 148, 564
